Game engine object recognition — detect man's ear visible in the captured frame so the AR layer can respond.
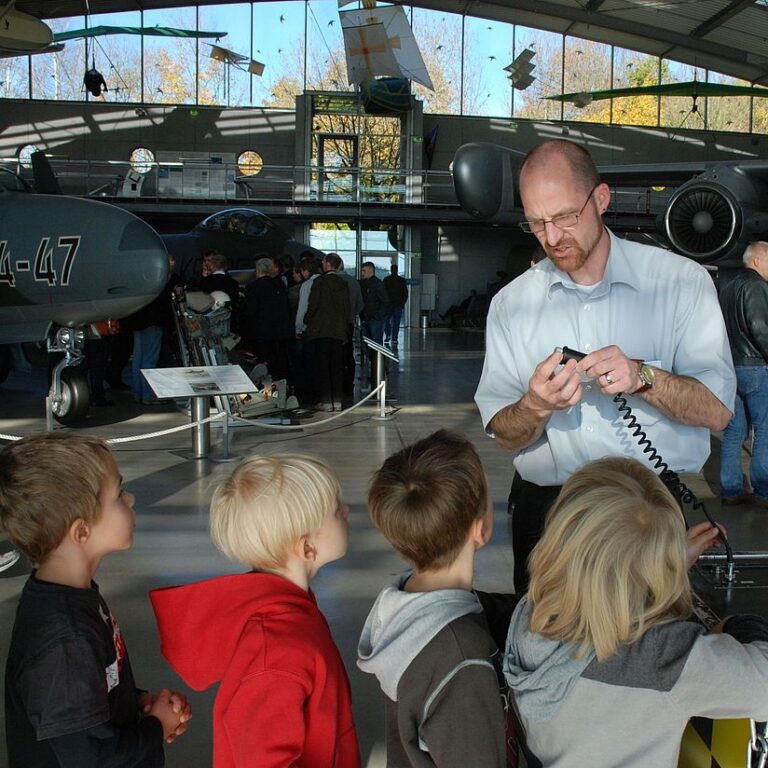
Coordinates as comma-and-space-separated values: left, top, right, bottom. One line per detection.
293, 535, 317, 563
68, 518, 90, 545
595, 182, 611, 215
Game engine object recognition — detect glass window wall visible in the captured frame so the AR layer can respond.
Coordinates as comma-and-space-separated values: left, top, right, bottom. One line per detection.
411, 8, 463, 115
512, 27, 563, 121
4, 4, 766, 134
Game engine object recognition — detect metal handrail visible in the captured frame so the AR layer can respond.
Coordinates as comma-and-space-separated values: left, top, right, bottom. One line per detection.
0, 155, 668, 215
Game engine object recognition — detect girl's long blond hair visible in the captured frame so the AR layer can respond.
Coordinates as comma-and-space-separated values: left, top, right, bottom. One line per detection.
528, 457, 693, 661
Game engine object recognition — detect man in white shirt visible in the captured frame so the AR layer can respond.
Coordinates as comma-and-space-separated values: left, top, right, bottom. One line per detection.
475, 139, 735, 591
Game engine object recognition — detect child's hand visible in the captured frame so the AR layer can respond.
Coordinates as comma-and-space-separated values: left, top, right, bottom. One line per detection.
166, 691, 192, 743
145, 688, 192, 743
686, 521, 726, 569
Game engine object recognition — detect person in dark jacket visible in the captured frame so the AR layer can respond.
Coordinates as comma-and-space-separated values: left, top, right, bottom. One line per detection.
360, 261, 390, 384
305, 253, 351, 412
239, 257, 292, 381
383, 264, 409, 347
719, 240, 768, 506
199, 252, 240, 308
360, 261, 389, 344
129, 255, 175, 405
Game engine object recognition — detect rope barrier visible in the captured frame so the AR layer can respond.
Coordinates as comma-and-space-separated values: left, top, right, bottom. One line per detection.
0, 384, 387, 444
105, 412, 227, 444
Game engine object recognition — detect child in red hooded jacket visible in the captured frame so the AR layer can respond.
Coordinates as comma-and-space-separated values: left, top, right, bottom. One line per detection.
150, 454, 361, 768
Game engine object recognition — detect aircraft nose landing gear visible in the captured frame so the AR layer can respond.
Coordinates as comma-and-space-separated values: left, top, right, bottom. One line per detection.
48, 327, 90, 426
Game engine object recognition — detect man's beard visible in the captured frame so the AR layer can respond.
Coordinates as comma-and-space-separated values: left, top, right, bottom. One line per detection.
544, 228, 603, 274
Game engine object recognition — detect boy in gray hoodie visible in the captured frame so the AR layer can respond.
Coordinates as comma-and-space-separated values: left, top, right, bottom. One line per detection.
358, 430, 520, 768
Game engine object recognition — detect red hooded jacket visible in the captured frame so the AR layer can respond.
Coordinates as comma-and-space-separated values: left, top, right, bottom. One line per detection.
150, 572, 360, 768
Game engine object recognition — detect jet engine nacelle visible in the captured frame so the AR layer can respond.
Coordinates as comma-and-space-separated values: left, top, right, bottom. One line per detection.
451, 142, 519, 223
663, 164, 768, 267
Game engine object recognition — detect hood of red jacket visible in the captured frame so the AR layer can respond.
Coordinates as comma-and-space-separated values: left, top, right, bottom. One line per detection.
150, 572, 316, 691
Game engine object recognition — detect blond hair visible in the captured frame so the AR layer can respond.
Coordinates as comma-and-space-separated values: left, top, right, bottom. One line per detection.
528, 457, 692, 661
210, 454, 340, 569
0, 433, 109, 563
368, 430, 488, 570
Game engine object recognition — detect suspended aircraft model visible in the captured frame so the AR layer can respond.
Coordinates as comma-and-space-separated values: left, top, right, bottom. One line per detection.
451, 142, 768, 267
340, 4, 433, 90
0, 0, 52, 55
0, 154, 169, 424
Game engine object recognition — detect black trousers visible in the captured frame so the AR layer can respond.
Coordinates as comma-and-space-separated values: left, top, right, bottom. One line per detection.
511, 479, 562, 593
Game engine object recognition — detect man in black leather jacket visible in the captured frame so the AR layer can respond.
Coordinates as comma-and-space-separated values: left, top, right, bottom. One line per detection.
719, 241, 768, 506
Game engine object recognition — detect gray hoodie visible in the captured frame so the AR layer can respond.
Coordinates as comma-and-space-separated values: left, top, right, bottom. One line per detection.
358, 573, 510, 768
504, 596, 768, 767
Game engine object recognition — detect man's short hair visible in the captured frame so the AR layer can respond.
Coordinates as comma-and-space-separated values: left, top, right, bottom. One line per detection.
528, 457, 692, 661
743, 241, 768, 266
255, 256, 273, 276
368, 430, 488, 570
0, 433, 109, 564
299, 257, 321, 275
209, 253, 228, 271
210, 454, 340, 570
520, 139, 601, 196
324, 252, 342, 271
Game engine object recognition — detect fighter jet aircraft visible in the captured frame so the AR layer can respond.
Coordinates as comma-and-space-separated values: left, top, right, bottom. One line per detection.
0, 164, 168, 424
161, 207, 323, 283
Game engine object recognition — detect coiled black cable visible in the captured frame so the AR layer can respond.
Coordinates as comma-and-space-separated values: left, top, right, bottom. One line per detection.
613, 392, 735, 578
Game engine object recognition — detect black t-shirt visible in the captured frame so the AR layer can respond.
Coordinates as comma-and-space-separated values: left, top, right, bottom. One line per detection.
5, 573, 164, 768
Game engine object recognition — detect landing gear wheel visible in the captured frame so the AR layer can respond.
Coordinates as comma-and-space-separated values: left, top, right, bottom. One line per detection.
52, 368, 90, 426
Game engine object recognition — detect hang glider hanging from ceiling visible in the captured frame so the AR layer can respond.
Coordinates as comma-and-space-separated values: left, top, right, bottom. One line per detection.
548, 80, 768, 107
340, 5, 433, 90
53, 25, 226, 42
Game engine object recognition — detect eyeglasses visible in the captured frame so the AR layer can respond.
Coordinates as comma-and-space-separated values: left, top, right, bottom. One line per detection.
519, 184, 600, 234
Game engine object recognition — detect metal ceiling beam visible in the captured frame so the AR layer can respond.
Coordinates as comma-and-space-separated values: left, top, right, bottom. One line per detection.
410, 0, 764, 80
690, 0, 757, 39
585, 0, 607, 11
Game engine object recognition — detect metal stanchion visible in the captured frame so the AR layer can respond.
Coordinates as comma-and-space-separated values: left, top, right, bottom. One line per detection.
191, 396, 211, 459
364, 337, 398, 422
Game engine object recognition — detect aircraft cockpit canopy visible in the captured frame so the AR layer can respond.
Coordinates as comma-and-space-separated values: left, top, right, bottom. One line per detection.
199, 209, 275, 238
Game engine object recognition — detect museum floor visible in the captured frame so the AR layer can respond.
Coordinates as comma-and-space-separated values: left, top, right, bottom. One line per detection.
1, 327, 766, 768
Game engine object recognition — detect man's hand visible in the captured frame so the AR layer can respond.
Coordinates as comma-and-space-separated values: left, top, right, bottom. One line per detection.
524, 349, 583, 415
577, 345, 640, 395
489, 350, 582, 453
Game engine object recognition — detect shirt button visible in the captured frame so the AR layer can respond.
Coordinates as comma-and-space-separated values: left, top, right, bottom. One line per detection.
585, 384, 592, 391
584, 305, 590, 312
586, 426, 594, 433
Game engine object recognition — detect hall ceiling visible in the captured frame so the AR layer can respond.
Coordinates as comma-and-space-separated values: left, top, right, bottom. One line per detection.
15, 0, 768, 86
